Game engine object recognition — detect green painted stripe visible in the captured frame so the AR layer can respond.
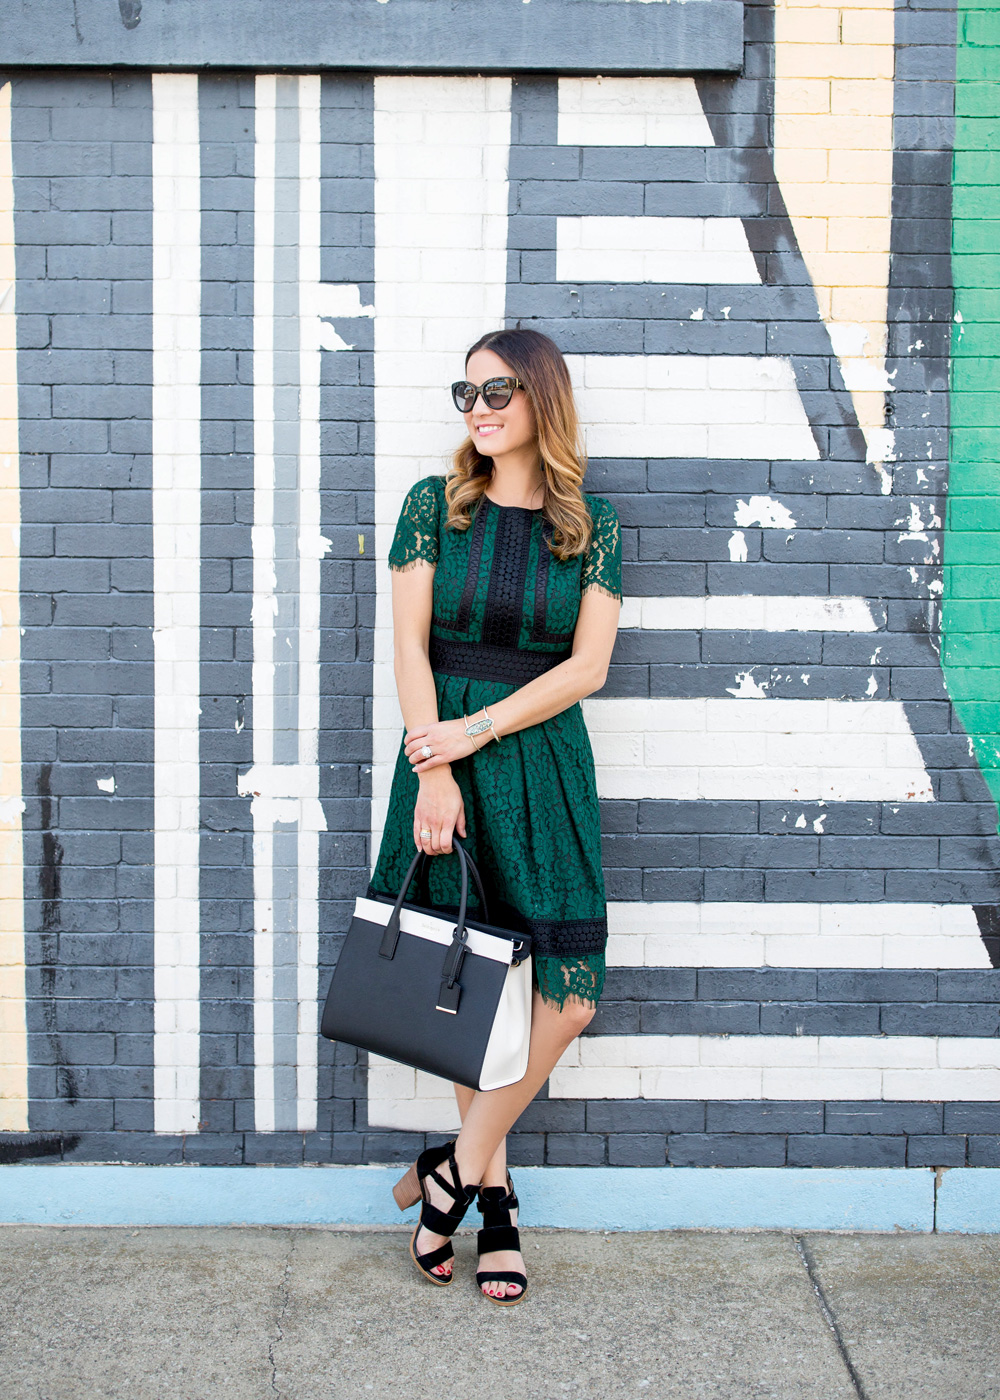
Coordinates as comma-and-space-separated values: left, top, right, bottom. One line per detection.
944, 0, 1000, 814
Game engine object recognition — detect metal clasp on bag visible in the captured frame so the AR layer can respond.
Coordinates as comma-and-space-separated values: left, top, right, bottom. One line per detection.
510, 939, 527, 967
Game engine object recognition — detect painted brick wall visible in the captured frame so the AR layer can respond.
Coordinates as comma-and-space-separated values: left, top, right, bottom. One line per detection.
2, 0, 1000, 1178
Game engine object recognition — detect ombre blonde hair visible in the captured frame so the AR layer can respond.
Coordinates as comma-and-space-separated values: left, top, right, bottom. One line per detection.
444, 328, 592, 560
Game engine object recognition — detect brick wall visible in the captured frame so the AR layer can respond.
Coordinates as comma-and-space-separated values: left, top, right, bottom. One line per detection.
2, 0, 999, 1177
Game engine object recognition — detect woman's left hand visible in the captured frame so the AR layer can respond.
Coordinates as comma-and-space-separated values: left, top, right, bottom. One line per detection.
404, 718, 478, 774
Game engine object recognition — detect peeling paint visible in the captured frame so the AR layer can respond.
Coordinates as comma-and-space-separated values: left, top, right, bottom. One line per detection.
725, 670, 770, 699
734, 495, 797, 530
727, 529, 748, 563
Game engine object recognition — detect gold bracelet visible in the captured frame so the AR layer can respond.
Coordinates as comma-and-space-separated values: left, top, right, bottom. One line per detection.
482, 704, 501, 743
463, 713, 484, 752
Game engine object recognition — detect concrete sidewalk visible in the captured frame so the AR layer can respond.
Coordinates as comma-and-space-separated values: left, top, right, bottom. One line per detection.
1, 1226, 998, 1400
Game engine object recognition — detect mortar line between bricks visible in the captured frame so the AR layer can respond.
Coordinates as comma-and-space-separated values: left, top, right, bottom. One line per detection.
794, 1236, 869, 1400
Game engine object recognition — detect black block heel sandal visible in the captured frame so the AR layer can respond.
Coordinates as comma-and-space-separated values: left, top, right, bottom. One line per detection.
476, 1175, 528, 1306
393, 1140, 477, 1286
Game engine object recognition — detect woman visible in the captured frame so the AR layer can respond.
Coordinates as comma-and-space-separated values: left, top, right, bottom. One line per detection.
369, 327, 621, 1303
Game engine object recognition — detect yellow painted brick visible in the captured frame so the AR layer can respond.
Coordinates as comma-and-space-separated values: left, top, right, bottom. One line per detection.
831, 289, 890, 331
777, 43, 894, 80
827, 217, 892, 253
831, 79, 895, 117
827, 146, 893, 185
773, 182, 835, 220
776, 115, 895, 150
0, 1099, 28, 1133
774, 7, 842, 45
806, 250, 892, 285
829, 183, 891, 219
0, 997, 26, 1035
853, 389, 888, 438
0, 932, 24, 966
774, 78, 832, 115
774, 181, 888, 219
0, 962, 26, 993
772, 140, 830, 183
813, 285, 833, 320
0, 702, 21, 733
0, 1033, 27, 1061
839, 6, 896, 49
786, 215, 830, 252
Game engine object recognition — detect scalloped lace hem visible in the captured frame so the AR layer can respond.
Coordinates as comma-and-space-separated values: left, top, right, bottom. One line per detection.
534, 954, 605, 1010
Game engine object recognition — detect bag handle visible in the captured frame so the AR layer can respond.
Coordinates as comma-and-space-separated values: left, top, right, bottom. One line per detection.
378, 835, 488, 961
398, 837, 488, 920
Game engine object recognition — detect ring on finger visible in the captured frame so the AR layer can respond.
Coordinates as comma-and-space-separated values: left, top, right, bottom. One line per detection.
420, 745, 433, 759
419, 828, 432, 838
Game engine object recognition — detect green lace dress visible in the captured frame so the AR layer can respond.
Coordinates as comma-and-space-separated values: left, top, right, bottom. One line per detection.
369, 474, 622, 1009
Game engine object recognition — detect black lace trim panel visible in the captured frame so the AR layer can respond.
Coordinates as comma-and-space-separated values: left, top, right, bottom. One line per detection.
527, 916, 608, 959
531, 519, 574, 645
481, 504, 532, 649
436, 492, 490, 633
429, 635, 570, 684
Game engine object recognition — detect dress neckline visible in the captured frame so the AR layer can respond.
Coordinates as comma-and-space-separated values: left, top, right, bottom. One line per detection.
483, 494, 543, 513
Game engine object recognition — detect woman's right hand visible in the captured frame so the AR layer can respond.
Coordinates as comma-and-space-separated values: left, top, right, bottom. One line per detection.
413, 768, 467, 855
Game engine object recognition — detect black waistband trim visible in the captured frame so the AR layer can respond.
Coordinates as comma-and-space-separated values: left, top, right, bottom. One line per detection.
429, 634, 570, 684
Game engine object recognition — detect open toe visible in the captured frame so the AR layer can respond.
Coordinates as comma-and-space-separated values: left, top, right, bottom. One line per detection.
475, 1176, 528, 1307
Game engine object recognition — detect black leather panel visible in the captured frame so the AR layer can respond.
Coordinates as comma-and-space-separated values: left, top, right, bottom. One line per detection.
321, 910, 512, 1090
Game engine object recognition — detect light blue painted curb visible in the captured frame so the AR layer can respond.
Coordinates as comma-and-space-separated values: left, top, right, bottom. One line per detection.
0, 1164, 947, 1230
936, 1169, 1000, 1233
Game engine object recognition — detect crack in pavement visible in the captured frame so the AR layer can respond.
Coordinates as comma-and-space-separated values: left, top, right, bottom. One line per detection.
267, 1231, 296, 1399
794, 1236, 870, 1400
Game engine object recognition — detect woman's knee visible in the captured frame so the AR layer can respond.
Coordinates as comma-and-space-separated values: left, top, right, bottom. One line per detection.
558, 997, 596, 1038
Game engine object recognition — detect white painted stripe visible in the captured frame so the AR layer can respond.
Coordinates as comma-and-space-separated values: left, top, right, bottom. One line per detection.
583, 697, 934, 802
372, 75, 511, 855
368, 1056, 462, 1132
252, 74, 278, 1133
617, 595, 879, 632
557, 216, 760, 285
550, 1036, 1000, 1103
151, 73, 201, 1135
0, 80, 27, 1133
567, 355, 820, 462
295, 74, 322, 1135
370, 1018, 1000, 1131
605, 903, 991, 971
557, 76, 715, 147
251, 75, 337, 1134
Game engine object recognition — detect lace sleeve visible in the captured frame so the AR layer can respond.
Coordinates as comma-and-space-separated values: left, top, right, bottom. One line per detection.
581, 496, 622, 601
388, 476, 441, 572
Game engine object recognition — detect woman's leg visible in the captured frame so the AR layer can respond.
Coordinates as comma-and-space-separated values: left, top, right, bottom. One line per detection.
414, 991, 594, 1288
419, 1084, 509, 1282
452, 1084, 520, 1298
453, 1083, 509, 1187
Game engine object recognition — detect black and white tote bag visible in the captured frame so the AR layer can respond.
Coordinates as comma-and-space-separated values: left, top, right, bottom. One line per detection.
320, 838, 533, 1092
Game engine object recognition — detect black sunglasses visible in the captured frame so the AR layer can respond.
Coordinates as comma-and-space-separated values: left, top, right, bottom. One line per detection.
451, 376, 524, 413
